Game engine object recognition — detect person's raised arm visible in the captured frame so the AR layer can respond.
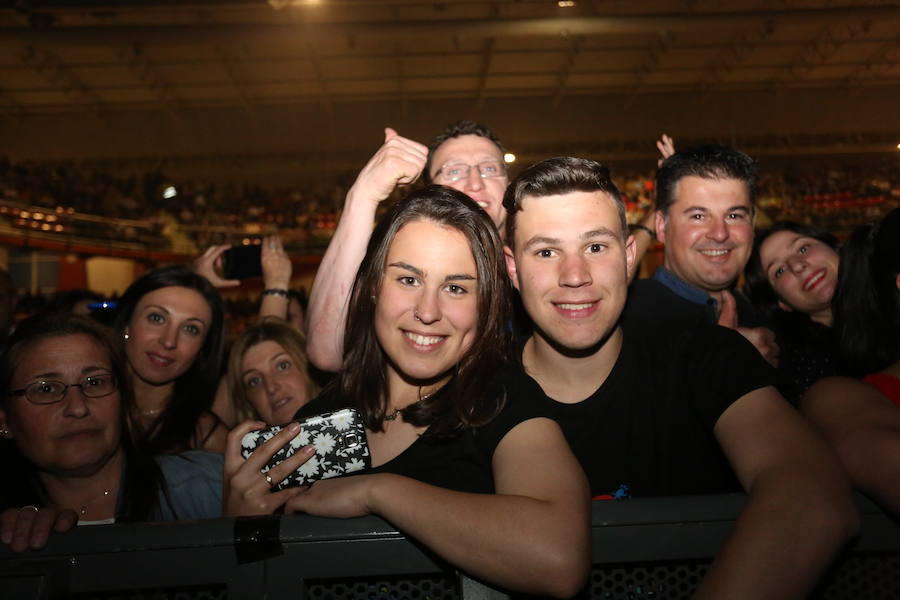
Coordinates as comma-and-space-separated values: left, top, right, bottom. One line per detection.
305, 128, 428, 371
697, 385, 858, 599
628, 134, 675, 283
656, 133, 675, 168
258, 235, 293, 321
286, 417, 590, 598
803, 376, 900, 516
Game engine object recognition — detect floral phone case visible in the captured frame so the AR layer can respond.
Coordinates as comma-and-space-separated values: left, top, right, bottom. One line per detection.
240, 408, 371, 490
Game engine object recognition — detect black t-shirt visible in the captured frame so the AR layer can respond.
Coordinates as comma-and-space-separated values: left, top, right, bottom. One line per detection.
295, 378, 551, 494
769, 312, 842, 405
503, 315, 777, 498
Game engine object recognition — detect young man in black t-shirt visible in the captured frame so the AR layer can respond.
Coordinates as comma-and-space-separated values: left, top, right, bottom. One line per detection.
502, 157, 857, 599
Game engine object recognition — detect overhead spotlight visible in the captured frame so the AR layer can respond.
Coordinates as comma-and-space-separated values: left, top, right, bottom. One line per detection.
504, 153, 516, 164
896, 142, 900, 150
558, 0, 576, 7
163, 185, 177, 199
268, 0, 321, 8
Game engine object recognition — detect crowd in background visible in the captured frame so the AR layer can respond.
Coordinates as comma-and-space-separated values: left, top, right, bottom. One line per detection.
1, 154, 897, 256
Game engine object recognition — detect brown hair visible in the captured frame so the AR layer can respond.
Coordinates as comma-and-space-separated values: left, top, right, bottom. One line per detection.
339, 184, 514, 436
227, 318, 319, 424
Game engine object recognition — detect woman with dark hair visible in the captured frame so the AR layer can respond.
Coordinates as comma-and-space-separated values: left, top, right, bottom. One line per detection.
802, 207, 900, 516
744, 221, 842, 402
114, 265, 226, 454
224, 186, 590, 598
0, 313, 221, 551
227, 318, 319, 426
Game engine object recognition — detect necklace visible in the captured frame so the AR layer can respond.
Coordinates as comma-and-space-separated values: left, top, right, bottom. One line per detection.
79, 489, 112, 517
383, 391, 432, 422
138, 407, 163, 418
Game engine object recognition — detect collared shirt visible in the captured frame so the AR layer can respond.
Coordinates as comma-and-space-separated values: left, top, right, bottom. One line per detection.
651, 266, 719, 320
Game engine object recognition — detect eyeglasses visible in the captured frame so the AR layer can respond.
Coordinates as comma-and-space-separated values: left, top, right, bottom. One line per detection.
10, 373, 118, 405
434, 160, 506, 183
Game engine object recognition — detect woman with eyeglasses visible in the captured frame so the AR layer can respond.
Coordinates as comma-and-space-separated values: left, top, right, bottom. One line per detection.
0, 313, 222, 552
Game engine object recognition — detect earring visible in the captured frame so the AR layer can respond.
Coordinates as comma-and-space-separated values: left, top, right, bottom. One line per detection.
123, 329, 130, 342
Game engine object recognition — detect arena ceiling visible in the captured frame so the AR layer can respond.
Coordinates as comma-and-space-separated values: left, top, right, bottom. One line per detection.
1, 0, 898, 183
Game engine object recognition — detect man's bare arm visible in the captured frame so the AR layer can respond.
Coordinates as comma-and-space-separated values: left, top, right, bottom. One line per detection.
305, 128, 428, 371
696, 386, 858, 599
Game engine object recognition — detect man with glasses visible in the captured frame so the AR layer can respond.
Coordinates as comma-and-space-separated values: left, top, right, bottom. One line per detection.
306, 120, 509, 371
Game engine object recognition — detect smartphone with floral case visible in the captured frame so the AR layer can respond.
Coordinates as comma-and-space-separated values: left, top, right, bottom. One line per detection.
240, 408, 371, 490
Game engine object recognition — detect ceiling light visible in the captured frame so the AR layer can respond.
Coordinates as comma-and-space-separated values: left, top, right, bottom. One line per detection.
268, 0, 321, 8
558, 1, 576, 7
504, 153, 516, 164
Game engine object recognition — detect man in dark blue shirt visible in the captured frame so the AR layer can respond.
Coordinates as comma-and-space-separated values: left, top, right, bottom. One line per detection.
626, 144, 779, 365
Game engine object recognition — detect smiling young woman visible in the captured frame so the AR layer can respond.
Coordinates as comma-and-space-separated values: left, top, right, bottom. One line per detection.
224, 186, 590, 598
744, 221, 843, 403
114, 266, 227, 454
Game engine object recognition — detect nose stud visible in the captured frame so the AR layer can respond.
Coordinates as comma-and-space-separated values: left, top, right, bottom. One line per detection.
414, 309, 422, 322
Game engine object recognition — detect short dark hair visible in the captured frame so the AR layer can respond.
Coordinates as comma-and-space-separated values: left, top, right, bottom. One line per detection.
833, 207, 900, 375
340, 184, 513, 436
113, 265, 225, 454
424, 120, 505, 183
655, 144, 758, 215
744, 221, 839, 316
502, 156, 627, 249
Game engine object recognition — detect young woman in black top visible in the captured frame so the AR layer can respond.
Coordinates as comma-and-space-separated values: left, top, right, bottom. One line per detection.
225, 186, 589, 597
744, 221, 842, 401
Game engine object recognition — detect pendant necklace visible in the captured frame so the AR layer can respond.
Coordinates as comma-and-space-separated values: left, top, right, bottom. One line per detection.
383, 390, 432, 421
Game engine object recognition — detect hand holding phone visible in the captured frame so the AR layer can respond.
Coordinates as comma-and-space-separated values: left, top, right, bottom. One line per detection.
240, 408, 371, 490
193, 245, 241, 289
224, 420, 314, 517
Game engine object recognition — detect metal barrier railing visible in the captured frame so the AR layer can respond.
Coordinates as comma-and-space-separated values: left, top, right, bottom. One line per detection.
2, 494, 898, 599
